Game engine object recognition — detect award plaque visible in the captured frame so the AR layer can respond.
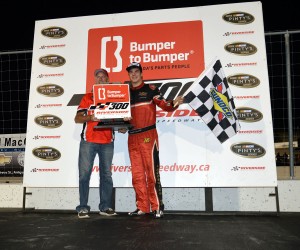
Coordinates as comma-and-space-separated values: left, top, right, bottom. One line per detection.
92, 83, 133, 130
94, 118, 133, 130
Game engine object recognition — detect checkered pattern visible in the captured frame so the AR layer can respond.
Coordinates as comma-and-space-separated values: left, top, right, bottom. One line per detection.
184, 59, 241, 143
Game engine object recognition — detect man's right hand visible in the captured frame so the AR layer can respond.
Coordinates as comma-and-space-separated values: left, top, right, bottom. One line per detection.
123, 117, 132, 121
118, 128, 127, 134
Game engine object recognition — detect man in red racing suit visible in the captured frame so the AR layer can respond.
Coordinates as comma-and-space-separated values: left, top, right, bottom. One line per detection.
125, 62, 184, 219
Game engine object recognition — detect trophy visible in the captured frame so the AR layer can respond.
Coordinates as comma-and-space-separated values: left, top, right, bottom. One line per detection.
92, 83, 133, 130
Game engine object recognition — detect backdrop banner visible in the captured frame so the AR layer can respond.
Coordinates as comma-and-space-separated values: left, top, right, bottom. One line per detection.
23, 1, 277, 187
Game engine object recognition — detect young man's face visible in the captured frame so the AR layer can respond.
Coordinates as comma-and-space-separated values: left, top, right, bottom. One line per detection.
128, 68, 142, 83
95, 72, 108, 84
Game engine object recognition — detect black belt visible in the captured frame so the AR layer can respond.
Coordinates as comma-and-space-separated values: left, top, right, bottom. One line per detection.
128, 124, 156, 134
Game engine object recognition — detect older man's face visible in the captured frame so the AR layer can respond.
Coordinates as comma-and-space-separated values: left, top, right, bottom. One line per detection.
95, 72, 108, 84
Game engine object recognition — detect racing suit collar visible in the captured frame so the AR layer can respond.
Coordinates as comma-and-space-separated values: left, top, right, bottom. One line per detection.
130, 81, 145, 90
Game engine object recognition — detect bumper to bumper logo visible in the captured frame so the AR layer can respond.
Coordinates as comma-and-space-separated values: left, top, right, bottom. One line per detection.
86, 20, 204, 90
32, 146, 61, 161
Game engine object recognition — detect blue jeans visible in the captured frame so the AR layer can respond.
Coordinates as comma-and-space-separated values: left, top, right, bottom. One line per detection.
76, 140, 114, 212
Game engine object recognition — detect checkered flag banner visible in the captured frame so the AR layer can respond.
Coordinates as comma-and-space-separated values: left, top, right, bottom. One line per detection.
184, 58, 241, 143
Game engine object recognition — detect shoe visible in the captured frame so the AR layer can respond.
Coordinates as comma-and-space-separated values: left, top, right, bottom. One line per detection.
78, 209, 90, 219
99, 208, 117, 216
128, 209, 146, 216
153, 210, 164, 219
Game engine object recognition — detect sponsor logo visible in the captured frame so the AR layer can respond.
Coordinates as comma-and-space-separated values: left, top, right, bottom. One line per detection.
17, 152, 25, 167
33, 135, 61, 140
0, 137, 26, 147
37, 73, 64, 78
39, 55, 66, 67
238, 130, 263, 134
231, 142, 266, 158
93, 84, 130, 103
41, 27, 68, 38
224, 42, 257, 56
210, 89, 233, 119
32, 146, 61, 161
86, 21, 204, 91
92, 84, 131, 119
144, 138, 151, 143
223, 31, 255, 36
35, 104, 62, 108
31, 168, 59, 172
227, 74, 260, 88
139, 92, 147, 97
36, 84, 64, 97
236, 107, 263, 122
231, 165, 265, 171
234, 95, 260, 100
34, 114, 63, 128
39, 44, 66, 49
225, 61, 257, 67
0, 154, 12, 166
222, 12, 255, 25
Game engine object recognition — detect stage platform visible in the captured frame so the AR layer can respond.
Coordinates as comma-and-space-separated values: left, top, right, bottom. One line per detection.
0, 209, 300, 249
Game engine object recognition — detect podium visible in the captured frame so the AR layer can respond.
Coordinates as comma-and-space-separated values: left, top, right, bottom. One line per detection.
92, 83, 132, 130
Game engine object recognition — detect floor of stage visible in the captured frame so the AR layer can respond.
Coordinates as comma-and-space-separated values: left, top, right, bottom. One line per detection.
0, 209, 300, 250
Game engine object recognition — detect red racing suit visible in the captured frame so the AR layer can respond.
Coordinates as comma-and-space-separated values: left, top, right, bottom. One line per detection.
128, 82, 178, 213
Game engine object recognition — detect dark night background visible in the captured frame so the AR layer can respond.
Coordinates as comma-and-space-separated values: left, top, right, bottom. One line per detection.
1, 0, 298, 51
